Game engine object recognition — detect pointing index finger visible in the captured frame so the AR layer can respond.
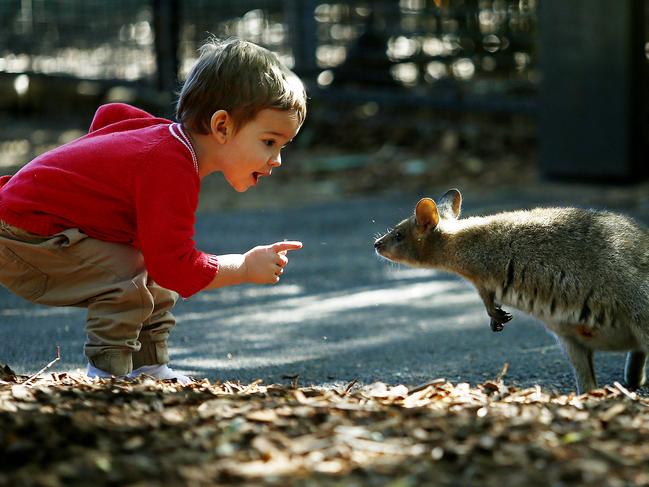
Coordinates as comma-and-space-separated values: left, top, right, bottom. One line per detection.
272, 241, 303, 253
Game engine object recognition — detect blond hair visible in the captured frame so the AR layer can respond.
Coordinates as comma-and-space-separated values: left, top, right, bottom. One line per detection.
176, 37, 307, 134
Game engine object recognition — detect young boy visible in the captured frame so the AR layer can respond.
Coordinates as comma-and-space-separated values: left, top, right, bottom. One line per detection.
0, 37, 306, 383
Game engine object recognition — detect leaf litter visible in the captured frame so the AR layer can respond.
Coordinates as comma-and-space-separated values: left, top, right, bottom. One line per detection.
1, 364, 649, 487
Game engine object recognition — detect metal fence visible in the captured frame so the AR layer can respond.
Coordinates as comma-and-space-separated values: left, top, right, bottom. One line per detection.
1, 1, 156, 81
1, 0, 647, 179
0, 0, 538, 111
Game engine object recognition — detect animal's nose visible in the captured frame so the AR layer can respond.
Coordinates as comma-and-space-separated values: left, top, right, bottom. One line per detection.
373, 240, 382, 249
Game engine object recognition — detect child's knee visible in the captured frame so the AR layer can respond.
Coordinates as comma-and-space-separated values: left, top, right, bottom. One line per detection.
133, 276, 158, 323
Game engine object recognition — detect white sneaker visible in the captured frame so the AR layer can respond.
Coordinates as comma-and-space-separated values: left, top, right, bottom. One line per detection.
86, 363, 115, 379
128, 364, 193, 384
86, 363, 193, 384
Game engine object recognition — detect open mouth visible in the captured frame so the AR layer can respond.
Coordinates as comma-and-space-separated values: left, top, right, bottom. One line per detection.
252, 171, 269, 183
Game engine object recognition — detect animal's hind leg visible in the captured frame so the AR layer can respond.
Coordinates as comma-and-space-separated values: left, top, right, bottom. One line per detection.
561, 337, 596, 394
624, 351, 647, 390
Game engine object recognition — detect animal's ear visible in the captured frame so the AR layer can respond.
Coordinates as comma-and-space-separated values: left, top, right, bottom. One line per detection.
437, 188, 462, 219
415, 198, 440, 229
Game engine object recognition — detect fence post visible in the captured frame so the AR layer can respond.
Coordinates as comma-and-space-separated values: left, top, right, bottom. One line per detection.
285, 0, 318, 77
153, 0, 180, 94
538, 0, 647, 181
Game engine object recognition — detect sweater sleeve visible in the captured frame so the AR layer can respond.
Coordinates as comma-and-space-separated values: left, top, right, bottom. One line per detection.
89, 103, 155, 132
134, 147, 219, 298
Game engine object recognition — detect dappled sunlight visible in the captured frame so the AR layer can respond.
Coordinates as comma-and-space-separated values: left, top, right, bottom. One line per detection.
407, 288, 480, 310
193, 283, 304, 302
174, 328, 408, 371
381, 266, 439, 280
0, 306, 83, 318
176, 279, 468, 327
173, 301, 484, 377
169, 272, 490, 382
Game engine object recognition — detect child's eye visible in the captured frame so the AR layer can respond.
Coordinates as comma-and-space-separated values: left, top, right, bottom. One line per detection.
264, 140, 276, 147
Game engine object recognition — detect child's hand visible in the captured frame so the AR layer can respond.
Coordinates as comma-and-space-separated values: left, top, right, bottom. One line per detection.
243, 241, 303, 284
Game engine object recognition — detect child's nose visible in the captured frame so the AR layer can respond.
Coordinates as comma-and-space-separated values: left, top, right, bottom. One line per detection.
269, 152, 282, 167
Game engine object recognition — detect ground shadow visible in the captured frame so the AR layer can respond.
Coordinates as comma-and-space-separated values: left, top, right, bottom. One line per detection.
1, 192, 645, 394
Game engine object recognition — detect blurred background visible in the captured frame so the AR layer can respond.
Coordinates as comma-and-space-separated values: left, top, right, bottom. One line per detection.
1, 1, 649, 386
0, 0, 648, 207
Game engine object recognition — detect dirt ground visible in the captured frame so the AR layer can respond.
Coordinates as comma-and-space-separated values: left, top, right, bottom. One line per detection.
2, 368, 649, 487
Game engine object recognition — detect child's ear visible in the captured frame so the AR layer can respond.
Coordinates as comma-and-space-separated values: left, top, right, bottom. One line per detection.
437, 188, 462, 219
210, 110, 232, 143
415, 198, 440, 229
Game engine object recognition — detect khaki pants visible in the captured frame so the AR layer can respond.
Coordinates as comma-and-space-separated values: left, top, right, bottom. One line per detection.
0, 220, 178, 375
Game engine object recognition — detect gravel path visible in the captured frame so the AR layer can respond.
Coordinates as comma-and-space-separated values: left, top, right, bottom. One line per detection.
2, 185, 648, 393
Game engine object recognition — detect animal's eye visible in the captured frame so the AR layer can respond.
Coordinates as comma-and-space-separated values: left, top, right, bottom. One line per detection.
394, 231, 403, 242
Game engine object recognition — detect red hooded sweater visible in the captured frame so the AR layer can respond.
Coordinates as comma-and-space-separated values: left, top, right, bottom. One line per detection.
0, 103, 219, 298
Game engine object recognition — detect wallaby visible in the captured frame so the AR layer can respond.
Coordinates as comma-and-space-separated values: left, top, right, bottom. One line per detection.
374, 188, 649, 394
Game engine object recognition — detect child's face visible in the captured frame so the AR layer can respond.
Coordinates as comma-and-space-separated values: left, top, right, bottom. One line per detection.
220, 108, 301, 192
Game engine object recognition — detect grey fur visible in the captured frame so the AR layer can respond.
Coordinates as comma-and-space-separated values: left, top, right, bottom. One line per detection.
374, 188, 649, 393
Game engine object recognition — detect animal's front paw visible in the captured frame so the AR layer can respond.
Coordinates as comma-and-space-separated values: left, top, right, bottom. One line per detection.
489, 307, 512, 332
490, 318, 505, 332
